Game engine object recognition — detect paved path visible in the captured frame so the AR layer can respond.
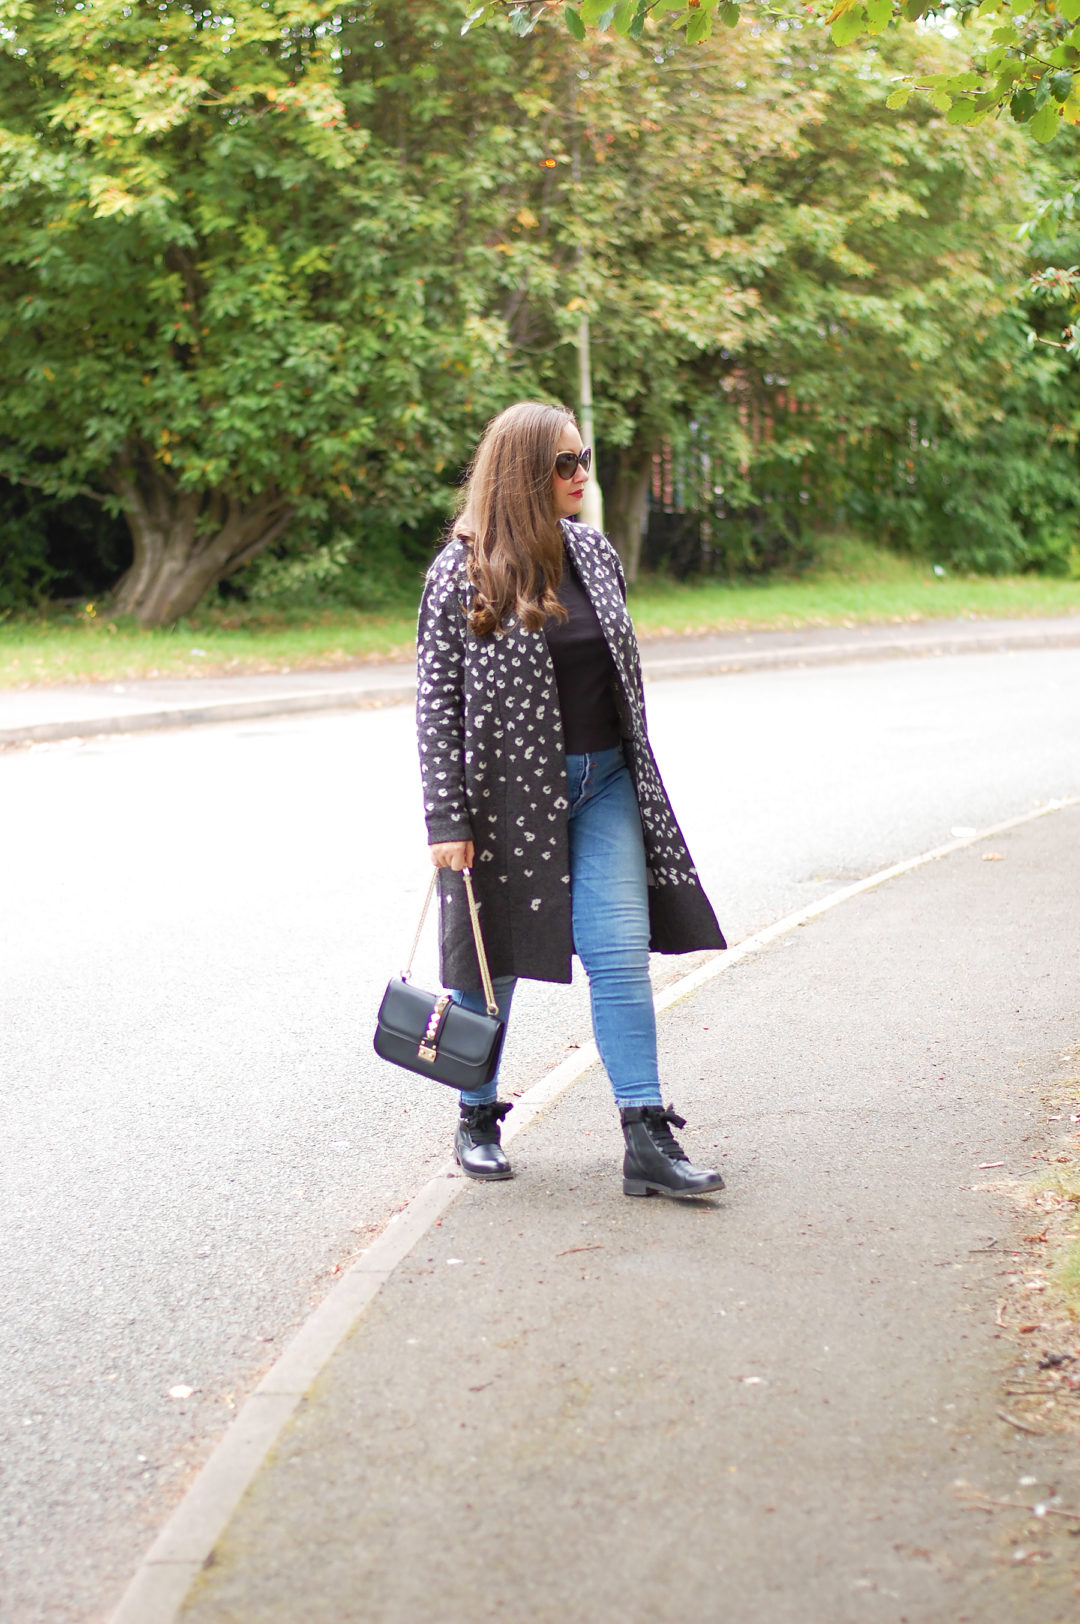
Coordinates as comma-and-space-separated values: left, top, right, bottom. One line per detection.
3, 614, 1080, 744
173, 804, 1080, 1624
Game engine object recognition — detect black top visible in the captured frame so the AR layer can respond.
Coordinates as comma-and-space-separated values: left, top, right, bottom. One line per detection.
543, 547, 623, 754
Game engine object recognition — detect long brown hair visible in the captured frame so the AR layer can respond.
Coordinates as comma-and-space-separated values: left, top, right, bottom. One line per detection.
454, 401, 573, 638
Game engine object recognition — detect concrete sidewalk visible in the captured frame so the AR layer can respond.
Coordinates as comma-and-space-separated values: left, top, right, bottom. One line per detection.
141, 806, 1080, 1623
5, 613, 1080, 745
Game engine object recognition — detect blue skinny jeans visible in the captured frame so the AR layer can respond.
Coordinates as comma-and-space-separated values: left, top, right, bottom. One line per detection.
452, 747, 662, 1111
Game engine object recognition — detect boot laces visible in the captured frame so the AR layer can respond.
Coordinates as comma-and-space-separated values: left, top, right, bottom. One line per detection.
646, 1107, 689, 1162
461, 1100, 512, 1143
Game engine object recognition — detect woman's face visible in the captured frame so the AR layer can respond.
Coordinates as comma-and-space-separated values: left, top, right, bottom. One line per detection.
551, 422, 590, 520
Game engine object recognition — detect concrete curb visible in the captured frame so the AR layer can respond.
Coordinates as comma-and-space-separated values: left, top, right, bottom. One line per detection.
105, 792, 1080, 1624
0, 684, 417, 748
640, 620, 1080, 681
6, 620, 1080, 747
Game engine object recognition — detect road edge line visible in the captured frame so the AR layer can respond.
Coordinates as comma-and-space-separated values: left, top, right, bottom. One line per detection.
107, 792, 1080, 1624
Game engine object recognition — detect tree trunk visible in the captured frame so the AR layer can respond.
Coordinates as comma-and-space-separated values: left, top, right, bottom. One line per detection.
603, 437, 654, 586
110, 451, 295, 625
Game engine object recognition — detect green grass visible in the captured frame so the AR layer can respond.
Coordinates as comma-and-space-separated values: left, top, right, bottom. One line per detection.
1033, 1072, 1080, 1321
0, 602, 421, 688
627, 534, 1080, 638
2, 534, 1078, 688
1042, 1161, 1080, 1321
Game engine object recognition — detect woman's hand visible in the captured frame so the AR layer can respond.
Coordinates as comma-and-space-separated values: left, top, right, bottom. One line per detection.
429, 840, 475, 871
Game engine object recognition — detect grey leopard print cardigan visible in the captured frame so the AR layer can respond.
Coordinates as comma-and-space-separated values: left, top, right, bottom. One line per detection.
417, 518, 726, 989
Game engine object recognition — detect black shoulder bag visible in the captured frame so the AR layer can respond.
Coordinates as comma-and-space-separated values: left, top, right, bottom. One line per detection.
373, 867, 505, 1091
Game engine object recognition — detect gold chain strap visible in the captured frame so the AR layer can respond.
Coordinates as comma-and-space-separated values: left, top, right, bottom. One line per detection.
401, 870, 438, 982
400, 866, 499, 1019
460, 867, 499, 1017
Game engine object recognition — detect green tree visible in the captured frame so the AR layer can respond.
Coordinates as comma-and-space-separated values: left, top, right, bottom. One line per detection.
0, 1, 513, 623
441, 24, 824, 570
477, 0, 1080, 427
468, 20, 1039, 576
0, 2, 1058, 619
715, 24, 1045, 563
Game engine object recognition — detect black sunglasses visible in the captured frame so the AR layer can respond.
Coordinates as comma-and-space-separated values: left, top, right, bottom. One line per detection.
554, 447, 592, 481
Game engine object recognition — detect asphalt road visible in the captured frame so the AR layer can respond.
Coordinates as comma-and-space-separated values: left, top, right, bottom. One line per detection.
2, 647, 1079, 1624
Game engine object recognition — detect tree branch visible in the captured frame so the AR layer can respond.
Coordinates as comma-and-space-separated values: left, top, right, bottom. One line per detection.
3, 471, 110, 505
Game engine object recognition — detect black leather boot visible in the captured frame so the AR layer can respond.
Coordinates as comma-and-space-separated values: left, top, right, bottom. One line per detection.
620, 1105, 725, 1198
454, 1100, 513, 1181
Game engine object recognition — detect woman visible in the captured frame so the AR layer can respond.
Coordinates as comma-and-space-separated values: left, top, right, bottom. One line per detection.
417, 401, 726, 1198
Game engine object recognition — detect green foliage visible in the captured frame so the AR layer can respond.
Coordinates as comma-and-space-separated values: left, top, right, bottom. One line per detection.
241, 510, 442, 610
0, 0, 1075, 620
0, 0, 519, 618
766, 119, 1080, 580
858, 86, 1080, 580
509, 21, 829, 462
845, 413, 1080, 577
0, 492, 52, 613
549, 0, 1080, 145
529, 22, 1055, 580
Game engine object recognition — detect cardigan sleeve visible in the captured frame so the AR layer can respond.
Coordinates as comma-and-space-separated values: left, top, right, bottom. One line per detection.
416, 549, 473, 845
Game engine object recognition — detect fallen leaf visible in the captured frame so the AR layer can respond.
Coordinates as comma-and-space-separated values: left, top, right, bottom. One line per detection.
981, 851, 1005, 861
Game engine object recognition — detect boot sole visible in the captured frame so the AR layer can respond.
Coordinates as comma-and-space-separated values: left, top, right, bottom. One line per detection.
623, 1176, 724, 1199
454, 1152, 513, 1182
